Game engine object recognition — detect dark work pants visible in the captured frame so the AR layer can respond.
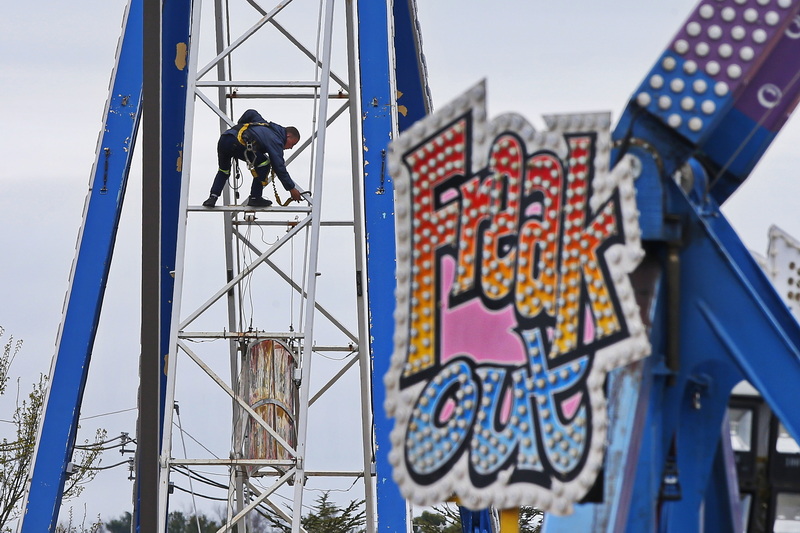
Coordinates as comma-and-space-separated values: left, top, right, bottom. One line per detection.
210, 134, 271, 199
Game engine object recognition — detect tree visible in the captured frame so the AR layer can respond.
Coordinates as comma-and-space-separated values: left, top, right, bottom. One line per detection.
103, 511, 131, 533
0, 328, 106, 532
412, 504, 543, 533
264, 491, 366, 532
519, 506, 544, 533
167, 510, 221, 533
413, 506, 461, 533
104, 510, 222, 533
54, 507, 103, 533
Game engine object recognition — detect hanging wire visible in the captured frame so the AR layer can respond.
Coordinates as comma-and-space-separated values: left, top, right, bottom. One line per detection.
173, 419, 220, 459
295, 0, 328, 338
79, 406, 138, 421
296, 216, 312, 337
313, 348, 357, 362
289, 227, 296, 332
244, 224, 258, 328
73, 434, 129, 452
83, 459, 132, 472
173, 465, 228, 491
171, 484, 228, 502
231, 159, 244, 201
175, 402, 203, 533
251, 477, 314, 512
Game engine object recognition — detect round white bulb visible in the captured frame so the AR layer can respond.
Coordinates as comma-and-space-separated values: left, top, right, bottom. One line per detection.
650, 74, 665, 89
693, 78, 708, 93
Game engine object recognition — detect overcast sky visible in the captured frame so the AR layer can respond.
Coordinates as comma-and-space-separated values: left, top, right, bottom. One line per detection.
2, 0, 800, 527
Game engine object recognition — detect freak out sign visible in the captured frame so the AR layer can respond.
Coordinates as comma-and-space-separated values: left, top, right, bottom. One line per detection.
385, 82, 651, 515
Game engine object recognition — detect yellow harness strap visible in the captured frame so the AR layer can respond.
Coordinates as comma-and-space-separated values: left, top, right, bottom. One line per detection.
236, 122, 272, 146
270, 170, 294, 206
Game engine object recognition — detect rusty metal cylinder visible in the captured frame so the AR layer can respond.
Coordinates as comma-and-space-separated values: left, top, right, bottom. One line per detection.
244, 339, 297, 468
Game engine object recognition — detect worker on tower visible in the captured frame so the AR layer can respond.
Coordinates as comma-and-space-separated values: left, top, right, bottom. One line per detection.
203, 109, 303, 207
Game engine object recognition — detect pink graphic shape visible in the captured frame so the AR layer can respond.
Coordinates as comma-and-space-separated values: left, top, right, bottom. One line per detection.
440, 256, 526, 366
500, 388, 512, 424
583, 305, 595, 344
561, 391, 583, 420
438, 398, 456, 424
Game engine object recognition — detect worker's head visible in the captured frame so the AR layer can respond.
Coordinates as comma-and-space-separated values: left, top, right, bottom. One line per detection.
284, 126, 300, 149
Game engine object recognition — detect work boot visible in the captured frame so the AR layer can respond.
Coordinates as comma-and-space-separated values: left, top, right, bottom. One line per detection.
246, 196, 272, 207
202, 194, 218, 207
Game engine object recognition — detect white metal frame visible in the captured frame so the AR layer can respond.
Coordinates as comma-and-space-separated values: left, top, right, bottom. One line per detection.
157, 1, 375, 531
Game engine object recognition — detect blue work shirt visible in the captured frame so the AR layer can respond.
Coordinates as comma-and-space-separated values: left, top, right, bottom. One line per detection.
224, 109, 296, 191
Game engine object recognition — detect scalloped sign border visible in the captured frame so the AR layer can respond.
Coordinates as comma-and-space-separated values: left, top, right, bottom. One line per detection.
385, 81, 651, 514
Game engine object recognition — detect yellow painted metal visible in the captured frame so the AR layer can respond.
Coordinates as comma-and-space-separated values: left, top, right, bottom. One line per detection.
499, 508, 520, 532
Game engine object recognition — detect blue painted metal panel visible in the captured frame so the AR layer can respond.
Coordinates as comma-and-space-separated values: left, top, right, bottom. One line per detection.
359, 0, 431, 529
160, 0, 191, 436
131, 0, 192, 529
357, 1, 406, 529
19, 0, 143, 530
700, 108, 775, 203
459, 507, 493, 533
544, 6, 800, 529
672, 184, 800, 445
545, 173, 800, 532
392, 0, 431, 130
702, 25, 800, 204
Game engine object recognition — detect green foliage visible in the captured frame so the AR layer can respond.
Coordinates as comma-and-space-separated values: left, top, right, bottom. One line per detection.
54, 507, 103, 533
519, 505, 544, 533
264, 491, 366, 533
412, 504, 543, 533
103, 511, 131, 533
412, 506, 461, 533
104, 510, 223, 533
0, 331, 33, 530
0, 329, 106, 532
167, 510, 222, 533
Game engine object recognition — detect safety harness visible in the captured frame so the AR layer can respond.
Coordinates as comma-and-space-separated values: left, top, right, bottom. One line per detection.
236, 122, 271, 177
236, 122, 294, 206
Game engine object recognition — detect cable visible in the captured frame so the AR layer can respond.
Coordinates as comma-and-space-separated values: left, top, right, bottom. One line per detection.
171, 483, 228, 502
83, 459, 132, 471
289, 229, 296, 331
80, 406, 137, 421
171, 420, 220, 459
175, 403, 203, 533
74, 432, 130, 450
73, 441, 125, 452
172, 465, 228, 490
314, 349, 357, 362
305, 477, 362, 495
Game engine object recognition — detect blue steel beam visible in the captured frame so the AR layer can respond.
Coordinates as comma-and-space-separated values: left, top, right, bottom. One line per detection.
357, 1, 402, 527
701, 21, 800, 203
18, 0, 143, 530
545, 154, 800, 533
132, 0, 193, 528
622, 173, 800, 532
545, 2, 800, 531
359, 0, 431, 529
392, 0, 431, 131
160, 0, 192, 426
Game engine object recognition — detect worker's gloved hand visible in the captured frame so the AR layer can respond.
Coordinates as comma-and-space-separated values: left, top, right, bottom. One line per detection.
289, 188, 303, 202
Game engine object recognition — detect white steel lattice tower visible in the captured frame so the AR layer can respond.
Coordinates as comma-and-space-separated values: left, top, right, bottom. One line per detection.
157, 1, 376, 531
